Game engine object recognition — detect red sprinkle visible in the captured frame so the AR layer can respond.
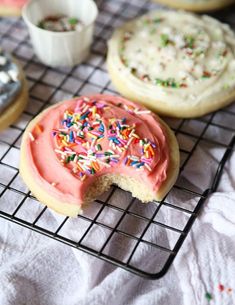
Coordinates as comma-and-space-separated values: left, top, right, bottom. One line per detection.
218, 284, 224, 292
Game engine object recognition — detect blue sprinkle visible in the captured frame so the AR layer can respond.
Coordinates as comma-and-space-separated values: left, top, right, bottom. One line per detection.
99, 123, 104, 132
69, 131, 74, 142
108, 136, 116, 141
137, 162, 145, 168
80, 111, 90, 120
130, 161, 139, 166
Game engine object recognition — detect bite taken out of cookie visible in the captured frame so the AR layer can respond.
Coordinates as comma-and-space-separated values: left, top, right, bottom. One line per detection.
20, 95, 179, 217
107, 10, 235, 118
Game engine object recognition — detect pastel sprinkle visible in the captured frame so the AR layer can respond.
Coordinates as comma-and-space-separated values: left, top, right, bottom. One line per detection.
28, 132, 35, 141
52, 97, 157, 181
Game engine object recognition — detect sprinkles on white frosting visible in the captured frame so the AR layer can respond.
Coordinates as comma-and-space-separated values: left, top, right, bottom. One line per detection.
120, 13, 233, 90
107, 10, 235, 117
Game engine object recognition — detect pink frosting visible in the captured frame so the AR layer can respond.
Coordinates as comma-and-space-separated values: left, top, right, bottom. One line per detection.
0, 0, 27, 8
25, 95, 169, 207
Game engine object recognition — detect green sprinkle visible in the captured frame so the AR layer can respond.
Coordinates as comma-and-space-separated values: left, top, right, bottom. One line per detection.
153, 18, 162, 23
104, 152, 113, 156
185, 35, 195, 49
70, 154, 76, 161
65, 156, 70, 164
38, 21, 45, 29
195, 49, 204, 57
143, 19, 150, 26
120, 46, 125, 53
156, 78, 163, 85
160, 34, 170, 47
223, 83, 230, 89
205, 292, 212, 301
97, 144, 102, 151
155, 78, 180, 88
68, 18, 78, 25
91, 168, 96, 174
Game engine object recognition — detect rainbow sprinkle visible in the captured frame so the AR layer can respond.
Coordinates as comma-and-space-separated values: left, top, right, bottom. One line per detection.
52, 97, 157, 181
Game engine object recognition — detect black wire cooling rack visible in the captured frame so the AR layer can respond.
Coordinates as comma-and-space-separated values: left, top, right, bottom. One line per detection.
0, 0, 235, 279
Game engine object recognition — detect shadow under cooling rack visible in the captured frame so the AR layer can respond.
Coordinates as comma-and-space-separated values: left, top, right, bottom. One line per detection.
0, 0, 235, 279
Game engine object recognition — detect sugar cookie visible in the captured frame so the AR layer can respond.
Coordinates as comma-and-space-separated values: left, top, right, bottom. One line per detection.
20, 95, 179, 216
107, 10, 235, 118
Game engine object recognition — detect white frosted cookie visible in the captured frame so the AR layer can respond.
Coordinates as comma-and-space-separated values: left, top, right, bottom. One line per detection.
0, 49, 28, 131
107, 10, 235, 118
152, 0, 235, 12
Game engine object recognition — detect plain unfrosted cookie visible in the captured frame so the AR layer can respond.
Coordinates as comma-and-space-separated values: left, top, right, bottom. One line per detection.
0, 50, 28, 131
20, 95, 179, 217
107, 10, 235, 118
152, 0, 235, 12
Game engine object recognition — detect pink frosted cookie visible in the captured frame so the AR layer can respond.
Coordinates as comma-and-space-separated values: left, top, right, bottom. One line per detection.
0, 0, 27, 16
20, 95, 179, 216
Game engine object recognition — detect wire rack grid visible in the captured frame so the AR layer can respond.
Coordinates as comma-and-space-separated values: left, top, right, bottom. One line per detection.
0, 0, 235, 279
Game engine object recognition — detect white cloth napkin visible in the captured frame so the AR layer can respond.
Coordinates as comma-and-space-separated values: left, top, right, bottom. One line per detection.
0, 133, 235, 305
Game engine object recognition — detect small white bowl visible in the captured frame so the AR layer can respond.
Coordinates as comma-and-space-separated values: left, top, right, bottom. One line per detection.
22, 0, 98, 67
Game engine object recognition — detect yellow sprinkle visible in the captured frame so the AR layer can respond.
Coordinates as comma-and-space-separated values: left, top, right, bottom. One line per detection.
62, 140, 68, 146
87, 132, 98, 139
92, 106, 97, 116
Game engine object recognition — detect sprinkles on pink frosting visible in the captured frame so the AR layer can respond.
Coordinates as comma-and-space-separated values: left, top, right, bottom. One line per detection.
51, 97, 156, 181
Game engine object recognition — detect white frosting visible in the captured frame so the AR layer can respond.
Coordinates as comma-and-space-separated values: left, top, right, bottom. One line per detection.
113, 11, 235, 107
